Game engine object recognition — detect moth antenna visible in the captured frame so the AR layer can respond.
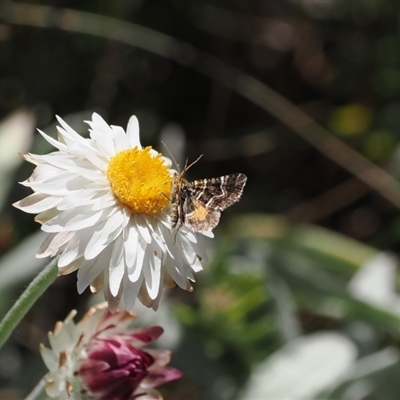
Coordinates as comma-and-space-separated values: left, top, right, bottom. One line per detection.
161, 140, 181, 172
185, 154, 203, 172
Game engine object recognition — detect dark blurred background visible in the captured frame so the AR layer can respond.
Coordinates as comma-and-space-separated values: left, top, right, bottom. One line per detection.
2, 1, 400, 399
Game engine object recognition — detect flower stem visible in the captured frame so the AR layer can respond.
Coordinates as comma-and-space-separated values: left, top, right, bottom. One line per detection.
24, 377, 46, 400
0, 256, 59, 349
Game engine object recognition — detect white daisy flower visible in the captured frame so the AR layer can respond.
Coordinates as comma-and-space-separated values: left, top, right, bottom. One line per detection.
14, 113, 209, 311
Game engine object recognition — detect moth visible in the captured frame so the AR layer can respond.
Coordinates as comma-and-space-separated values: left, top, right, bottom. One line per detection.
170, 160, 247, 232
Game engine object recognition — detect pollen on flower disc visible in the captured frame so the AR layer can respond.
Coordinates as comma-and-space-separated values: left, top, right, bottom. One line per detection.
107, 146, 172, 215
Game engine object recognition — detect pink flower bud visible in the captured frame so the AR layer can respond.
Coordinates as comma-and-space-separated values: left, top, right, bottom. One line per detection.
40, 303, 182, 400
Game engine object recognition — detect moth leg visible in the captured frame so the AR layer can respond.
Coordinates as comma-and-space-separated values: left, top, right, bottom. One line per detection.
152, 180, 175, 214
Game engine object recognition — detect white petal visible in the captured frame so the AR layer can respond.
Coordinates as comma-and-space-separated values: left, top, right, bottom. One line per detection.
40, 345, 58, 371
42, 207, 106, 233
23, 152, 58, 166
124, 223, 139, 270
161, 224, 184, 262
143, 242, 162, 300
56, 115, 89, 147
37, 231, 75, 258
146, 218, 167, 257
58, 234, 81, 266
121, 206, 132, 228
111, 125, 129, 152
202, 230, 214, 238
84, 211, 124, 260
64, 207, 107, 231
191, 256, 203, 273
164, 257, 188, 289
37, 129, 68, 152
90, 192, 117, 211
56, 189, 102, 211
149, 149, 160, 157
135, 214, 152, 244
150, 288, 162, 311
68, 139, 108, 171
26, 175, 90, 196
86, 181, 110, 191
138, 281, 153, 308
109, 234, 125, 296
58, 226, 97, 267
23, 163, 63, 183
177, 234, 199, 265
163, 157, 173, 168
58, 257, 82, 275
35, 208, 60, 225
22, 153, 45, 166
87, 113, 115, 158
81, 148, 108, 171
28, 152, 75, 169
35, 153, 104, 181
185, 229, 197, 243
126, 115, 141, 148
190, 236, 209, 262
56, 129, 90, 153
122, 272, 143, 311
176, 231, 203, 273
48, 325, 74, 353
128, 238, 146, 283
103, 268, 123, 312
77, 246, 112, 294
182, 263, 195, 281
13, 193, 62, 214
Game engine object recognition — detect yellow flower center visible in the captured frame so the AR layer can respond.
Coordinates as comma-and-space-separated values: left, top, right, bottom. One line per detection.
107, 146, 172, 215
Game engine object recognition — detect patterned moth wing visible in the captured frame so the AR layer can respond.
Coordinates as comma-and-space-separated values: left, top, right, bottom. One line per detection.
171, 173, 247, 232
